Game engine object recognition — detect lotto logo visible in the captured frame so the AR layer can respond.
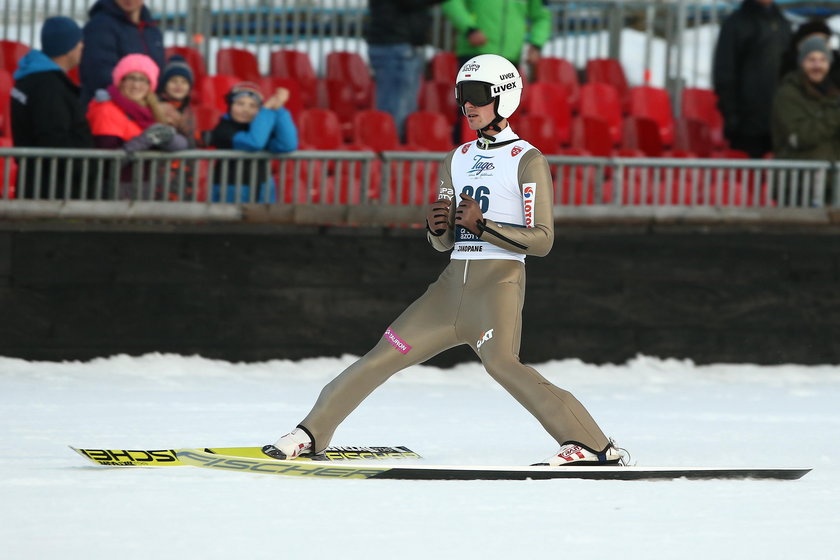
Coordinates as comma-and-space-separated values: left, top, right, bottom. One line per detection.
523, 183, 536, 228
476, 329, 494, 349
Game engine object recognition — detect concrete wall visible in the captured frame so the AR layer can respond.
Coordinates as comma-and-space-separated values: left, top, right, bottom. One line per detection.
2, 223, 839, 366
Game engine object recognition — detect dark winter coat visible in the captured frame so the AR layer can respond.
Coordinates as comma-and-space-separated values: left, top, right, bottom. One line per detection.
771, 71, 840, 161
79, 0, 165, 106
10, 50, 95, 198
712, 0, 792, 141
366, 0, 443, 46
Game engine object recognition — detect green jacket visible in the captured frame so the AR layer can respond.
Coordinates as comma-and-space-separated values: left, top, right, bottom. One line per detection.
771, 71, 840, 161
442, 0, 551, 64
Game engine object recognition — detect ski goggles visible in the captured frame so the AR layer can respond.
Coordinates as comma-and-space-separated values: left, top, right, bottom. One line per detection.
455, 81, 496, 107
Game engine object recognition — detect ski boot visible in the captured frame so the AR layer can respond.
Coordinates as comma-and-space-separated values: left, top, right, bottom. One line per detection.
262, 427, 312, 460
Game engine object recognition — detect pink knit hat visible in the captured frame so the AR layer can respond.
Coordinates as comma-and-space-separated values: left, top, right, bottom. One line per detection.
112, 53, 160, 91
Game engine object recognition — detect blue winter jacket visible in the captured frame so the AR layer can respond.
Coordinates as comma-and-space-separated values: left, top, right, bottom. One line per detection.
208, 108, 299, 203
79, 0, 165, 106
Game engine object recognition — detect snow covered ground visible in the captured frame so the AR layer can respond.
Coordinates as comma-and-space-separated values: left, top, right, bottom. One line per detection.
1, 353, 838, 559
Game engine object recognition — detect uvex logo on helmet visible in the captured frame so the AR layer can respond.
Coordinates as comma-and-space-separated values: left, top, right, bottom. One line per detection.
491, 81, 518, 95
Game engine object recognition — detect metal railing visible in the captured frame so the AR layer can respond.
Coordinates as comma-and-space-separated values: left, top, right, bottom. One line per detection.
1, 148, 837, 223
545, 155, 836, 208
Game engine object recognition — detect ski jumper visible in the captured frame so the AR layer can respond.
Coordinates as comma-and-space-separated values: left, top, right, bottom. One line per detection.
298, 126, 611, 454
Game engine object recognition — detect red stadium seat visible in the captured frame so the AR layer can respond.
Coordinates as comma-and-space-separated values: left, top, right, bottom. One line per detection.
579, 82, 622, 145
521, 82, 571, 147
535, 57, 580, 111
216, 47, 261, 82
417, 80, 458, 124
0, 68, 12, 137
555, 147, 599, 205
514, 114, 562, 154
0, 40, 28, 74
429, 51, 458, 83
629, 86, 674, 146
0, 136, 17, 199
193, 104, 222, 134
320, 79, 358, 142
299, 108, 344, 150
585, 58, 629, 113
197, 75, 240, 113
674, 117, 713, 158
622, 115, 664, 157
325, 51, 374, 111
405, 111, 453, 152
270, 50, 319, 109
571, 115, 614, 157
352, 110, 401, 152
681, 87, 725, 149
67, 65, 80, 86
297, 108, 381, 202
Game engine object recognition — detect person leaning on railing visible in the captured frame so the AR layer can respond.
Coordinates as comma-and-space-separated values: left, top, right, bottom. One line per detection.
86, 53, 188, 200
206, 82, 298, 204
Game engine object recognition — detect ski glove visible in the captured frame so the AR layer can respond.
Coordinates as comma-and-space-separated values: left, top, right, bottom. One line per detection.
455, 193, 485, 236
124, 123, 176, 153
426, 198, 452, 236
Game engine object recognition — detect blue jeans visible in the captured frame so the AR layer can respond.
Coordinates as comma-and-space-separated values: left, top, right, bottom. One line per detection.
212, 179, 277, 203
368, 43, 425, 141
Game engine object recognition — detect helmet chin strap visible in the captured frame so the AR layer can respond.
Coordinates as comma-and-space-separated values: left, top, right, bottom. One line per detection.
462, 99, 505, 147
475, 115, 504, 148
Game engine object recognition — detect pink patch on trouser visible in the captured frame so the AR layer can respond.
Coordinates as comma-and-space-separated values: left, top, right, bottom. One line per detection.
383, 327, 412, 354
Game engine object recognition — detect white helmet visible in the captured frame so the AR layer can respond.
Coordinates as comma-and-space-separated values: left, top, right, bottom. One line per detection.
455, 54, 523, 119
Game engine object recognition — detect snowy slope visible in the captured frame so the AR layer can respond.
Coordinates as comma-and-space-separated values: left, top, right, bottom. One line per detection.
1, 353, 838, 559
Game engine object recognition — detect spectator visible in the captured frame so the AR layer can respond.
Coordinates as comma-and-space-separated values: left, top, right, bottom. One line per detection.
772, 36, 840, 162
86, 53, 188, 199
366, 0, 444, 141
441, 0, 551, 68
713, 0, 792, 158
158, 55, 198, 147
10, 16, 94, 199
79, 0, 164, 107
778, 18, 840, 87
207, 82, 298, 203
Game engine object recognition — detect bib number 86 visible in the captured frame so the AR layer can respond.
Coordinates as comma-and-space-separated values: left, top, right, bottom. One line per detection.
461, 185, 490, 213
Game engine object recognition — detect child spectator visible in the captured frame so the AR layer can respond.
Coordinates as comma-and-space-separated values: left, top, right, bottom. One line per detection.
11, 16, 94, 199
207, 82, 298, 203
86, 53, 188, 199
158, 55, 198, 147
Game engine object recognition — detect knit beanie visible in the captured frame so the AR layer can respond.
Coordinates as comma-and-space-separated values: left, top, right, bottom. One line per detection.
160, 55, 194, 89
112, 53, 160, 91
226, 81, 264, 108
41, 16, 82, 58
798, 36, 833, 65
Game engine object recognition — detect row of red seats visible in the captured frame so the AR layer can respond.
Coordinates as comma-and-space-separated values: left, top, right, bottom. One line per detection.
3, 35, 727, 157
